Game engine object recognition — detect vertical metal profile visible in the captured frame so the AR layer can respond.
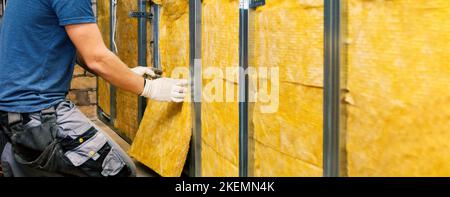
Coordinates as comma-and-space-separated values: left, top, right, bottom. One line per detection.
189, 0, 202, 177
0, 0, 4, 16
1, 0, 6, 12
109, 0, 117, 125
0, 0, 4, 25
238, 0, 249, 177
323, 0, 341, 177
152, 4, 161, 70
137, 0, 148, 124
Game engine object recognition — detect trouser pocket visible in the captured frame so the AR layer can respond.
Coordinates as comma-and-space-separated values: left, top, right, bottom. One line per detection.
14, 141, 71, 173
6, 110, 73, 173
61, 127, 131, 177
101, 148, 127, 177
10, 121, 56, 162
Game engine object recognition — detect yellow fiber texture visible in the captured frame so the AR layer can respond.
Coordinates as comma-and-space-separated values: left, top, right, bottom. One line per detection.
129, 0, 192, 177
102, 0, 450, 177
251, 0, 324, 177
200, 0, 325, 178
129, 0, 325, 177
201, 0, 240, 177
345, 0, 450, 176
97, 0, 111, 115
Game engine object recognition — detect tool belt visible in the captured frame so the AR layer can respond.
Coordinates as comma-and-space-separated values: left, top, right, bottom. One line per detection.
0, 107, 131, 177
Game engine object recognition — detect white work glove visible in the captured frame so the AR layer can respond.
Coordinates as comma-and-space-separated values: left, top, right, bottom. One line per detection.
141, 78, 189, 103
131, 66, 162, 79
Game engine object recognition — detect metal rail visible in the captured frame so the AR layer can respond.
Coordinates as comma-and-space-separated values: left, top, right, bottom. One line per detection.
0, 0, 4, 25
189, 0, 202, 177
0, 0, 5, 18
109, 0, 117, 125
238, 0, 250, 177
137, 0, 149, 124
323, 0, 342, 177
152, 4, 161, 70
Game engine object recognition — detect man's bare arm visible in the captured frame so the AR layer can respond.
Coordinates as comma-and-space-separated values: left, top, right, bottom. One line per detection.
65, 23, 144, 95
75, 51, 95, 74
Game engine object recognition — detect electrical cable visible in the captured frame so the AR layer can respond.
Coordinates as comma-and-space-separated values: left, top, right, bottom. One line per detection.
112, 0, 118, 53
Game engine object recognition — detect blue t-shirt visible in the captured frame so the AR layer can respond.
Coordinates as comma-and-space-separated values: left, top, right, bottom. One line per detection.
0, 0, 96, 113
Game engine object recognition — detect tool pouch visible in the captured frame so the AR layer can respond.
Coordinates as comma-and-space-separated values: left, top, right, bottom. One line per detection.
6, 107, 70, 173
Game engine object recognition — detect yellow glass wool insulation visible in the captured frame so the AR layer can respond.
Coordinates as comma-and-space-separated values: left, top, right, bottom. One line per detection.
202, 142, 239, 177
97, 0, 450, 177
129, 0, 192, 177
251, 0, 324, 177
200, 0, 240, 177
254, 140, 322, 177
345, 0, 450, 176
130, 0, 325, 177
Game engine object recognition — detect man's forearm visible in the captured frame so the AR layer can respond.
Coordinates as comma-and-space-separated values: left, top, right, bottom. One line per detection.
89, 49, 145, 95
65, 23, 144, 96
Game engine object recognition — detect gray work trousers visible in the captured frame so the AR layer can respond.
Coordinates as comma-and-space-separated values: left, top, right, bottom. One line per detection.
0, 100, 136, 177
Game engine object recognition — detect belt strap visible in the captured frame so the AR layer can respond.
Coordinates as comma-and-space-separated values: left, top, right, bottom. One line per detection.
41, 106, 56, 116
7, 113, 21, 126
7, 105, 56, 126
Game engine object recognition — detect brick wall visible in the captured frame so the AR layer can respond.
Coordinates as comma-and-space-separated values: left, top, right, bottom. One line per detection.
68, 65, 97, 119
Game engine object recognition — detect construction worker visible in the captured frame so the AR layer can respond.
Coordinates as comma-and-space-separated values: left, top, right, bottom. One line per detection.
0, 0, 188, 177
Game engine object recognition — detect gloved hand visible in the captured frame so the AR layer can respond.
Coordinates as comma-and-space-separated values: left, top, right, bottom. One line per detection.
141, 78, 189, 103
131, 66, 163, 79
